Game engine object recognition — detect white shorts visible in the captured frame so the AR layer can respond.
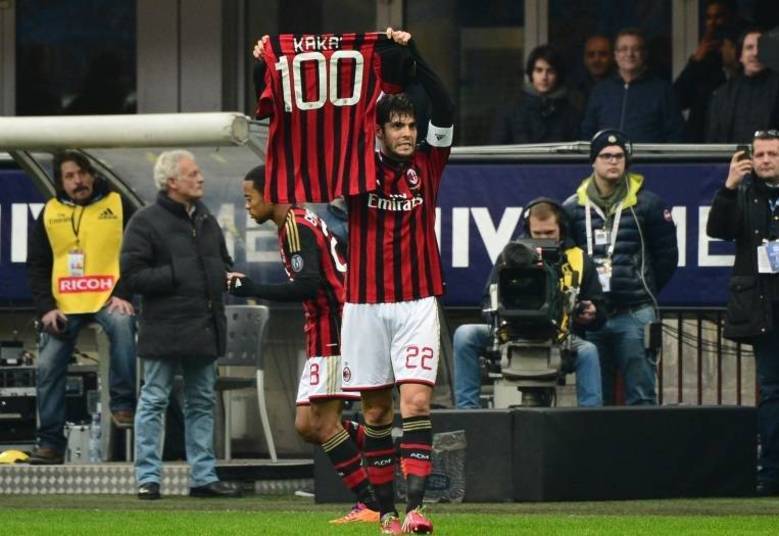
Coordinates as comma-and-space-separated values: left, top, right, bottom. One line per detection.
341, 296, 440, 391
296, 355, 360, 406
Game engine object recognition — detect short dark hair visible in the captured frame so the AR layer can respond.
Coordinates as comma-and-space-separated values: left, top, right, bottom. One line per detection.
615, 27, 646, 47
376, 93, 416, 126
707, 0, 737, 13
52, 150, 96, 189
737, 26, 763, 59
525, 45, 566, 86
243, 165, 265, 193
527, 201, 560, 223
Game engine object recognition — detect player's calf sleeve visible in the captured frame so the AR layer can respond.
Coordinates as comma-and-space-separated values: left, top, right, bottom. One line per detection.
363, 422, 397, 516
341, 419, 365, 451
400, 415, 432, 512
321, 428, 379, 511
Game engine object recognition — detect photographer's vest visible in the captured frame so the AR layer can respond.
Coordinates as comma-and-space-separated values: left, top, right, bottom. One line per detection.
43, 192, 123, 314
558, 246, 585, 339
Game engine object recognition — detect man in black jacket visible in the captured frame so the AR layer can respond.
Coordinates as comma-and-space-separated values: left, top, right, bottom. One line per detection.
121, 150, 240, 500
564, 130, 678, 405
454, 199, 605, 409
706, 28, 779, 143
26, 151, 137, 465
707, 131, 779, 496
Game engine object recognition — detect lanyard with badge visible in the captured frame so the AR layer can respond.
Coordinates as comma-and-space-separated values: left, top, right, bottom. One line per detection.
756, 192, 779, 274
68, 206, 86, 277
585, 198, 624, 292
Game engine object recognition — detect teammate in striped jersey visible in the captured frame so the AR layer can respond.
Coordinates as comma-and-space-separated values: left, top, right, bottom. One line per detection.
339, 28, 455, 535
228, 166, 380, 524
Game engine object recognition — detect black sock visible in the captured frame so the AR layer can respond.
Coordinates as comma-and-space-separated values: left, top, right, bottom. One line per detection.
363, 422, 397, 516
400, 415, 432, 512
322, 428, 379, 511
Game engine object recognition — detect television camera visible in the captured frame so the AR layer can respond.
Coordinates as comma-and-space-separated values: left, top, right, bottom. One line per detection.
484, 239, 580, 407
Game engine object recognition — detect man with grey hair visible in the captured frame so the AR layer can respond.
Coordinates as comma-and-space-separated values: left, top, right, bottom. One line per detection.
121, 150, 240, 500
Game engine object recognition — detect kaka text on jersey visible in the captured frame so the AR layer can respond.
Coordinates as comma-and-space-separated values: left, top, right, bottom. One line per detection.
293, 35, 343, 53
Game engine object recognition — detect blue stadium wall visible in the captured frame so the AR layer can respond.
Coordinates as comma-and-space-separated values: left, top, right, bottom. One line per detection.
1, 160, 732, 307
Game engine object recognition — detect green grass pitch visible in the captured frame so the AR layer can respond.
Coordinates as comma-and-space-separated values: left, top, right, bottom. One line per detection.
1, 495, 777, 535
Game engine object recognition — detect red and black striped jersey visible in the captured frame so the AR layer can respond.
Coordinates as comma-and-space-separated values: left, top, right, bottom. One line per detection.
346, 129, 452, 304
278, 207, 347, 357
256, 32, 410, 203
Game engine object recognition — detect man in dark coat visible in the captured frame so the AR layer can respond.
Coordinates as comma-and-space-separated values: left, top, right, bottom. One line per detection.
120, 150, 240, 500
674, 0, 743, 141
564, 130, 678, 405
706, 28, 779, 143
707, 131, 779, 496
581, 28, 684, 143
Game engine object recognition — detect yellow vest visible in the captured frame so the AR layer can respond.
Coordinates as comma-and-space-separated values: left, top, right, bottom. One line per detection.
559, 246, 585, 338
43, 192, 123, 314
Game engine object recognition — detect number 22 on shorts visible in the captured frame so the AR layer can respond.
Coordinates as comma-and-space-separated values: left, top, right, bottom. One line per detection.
405, 345, 434, 370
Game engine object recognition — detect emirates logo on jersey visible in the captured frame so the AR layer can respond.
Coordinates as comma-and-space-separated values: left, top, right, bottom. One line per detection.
342, 366, 352, 383
406, 168, 420, 190
367, 192, 423, 212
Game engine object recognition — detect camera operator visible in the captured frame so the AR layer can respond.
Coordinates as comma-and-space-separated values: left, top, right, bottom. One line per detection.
453, 198, 605, 408
707, 130, 779, 496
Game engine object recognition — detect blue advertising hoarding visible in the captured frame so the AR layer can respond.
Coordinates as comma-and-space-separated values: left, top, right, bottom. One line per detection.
0, 160, 734, 308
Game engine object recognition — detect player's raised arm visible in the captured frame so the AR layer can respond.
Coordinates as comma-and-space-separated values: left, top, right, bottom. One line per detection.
252, 35, 271, 118
386, 27, 454, 142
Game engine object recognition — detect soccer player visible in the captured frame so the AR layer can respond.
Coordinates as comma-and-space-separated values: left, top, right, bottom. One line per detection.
339, 28, 454, 534
228, 166, 379, 524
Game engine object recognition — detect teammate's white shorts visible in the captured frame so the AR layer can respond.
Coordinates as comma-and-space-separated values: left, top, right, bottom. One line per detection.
341, 296, 440, 391
296, 355, 360, 406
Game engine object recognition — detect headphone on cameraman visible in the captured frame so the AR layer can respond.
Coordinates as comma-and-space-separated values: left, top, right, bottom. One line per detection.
520, 196, 569, 240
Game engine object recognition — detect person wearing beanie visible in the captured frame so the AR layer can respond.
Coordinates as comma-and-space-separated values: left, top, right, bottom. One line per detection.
563, 129, 678, 405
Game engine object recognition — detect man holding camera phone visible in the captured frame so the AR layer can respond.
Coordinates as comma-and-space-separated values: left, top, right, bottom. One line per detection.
453, 198, 605, 409
707, 130, 779, 496
26, 151, 138, 465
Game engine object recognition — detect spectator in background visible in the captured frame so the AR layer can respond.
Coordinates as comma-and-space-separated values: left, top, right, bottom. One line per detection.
491, 45, 581, 144
575, 35, 614, 103
121, 150, 240, 500
581, 28, 684, 143
706, 131, 779, 496
26, 151, 137, 465
674, 0, 743, 141
564, 130, 678, 405
706, 28, 779, 143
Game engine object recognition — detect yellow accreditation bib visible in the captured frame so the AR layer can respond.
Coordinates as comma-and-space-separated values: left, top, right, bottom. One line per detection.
42, 192, 124, 314
558, 246, 585, 339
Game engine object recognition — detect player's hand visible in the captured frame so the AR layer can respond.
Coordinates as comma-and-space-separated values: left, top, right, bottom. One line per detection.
226, 271, 246, 288
252, 35, 269, 61
386, 27, 412, 46
228, 274, 255, 297
574, 300, 596, 326
41, 309, 67, 334
106, 296, 135, 316
725, 151, 753, 190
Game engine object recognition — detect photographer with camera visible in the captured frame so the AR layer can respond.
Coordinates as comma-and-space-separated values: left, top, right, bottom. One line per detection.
453, 198, 605, 409
707, 130, 779, 496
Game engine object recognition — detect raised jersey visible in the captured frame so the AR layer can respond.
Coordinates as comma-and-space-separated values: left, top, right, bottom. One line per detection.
257, 33, 409, 203
279, 206, 347, 356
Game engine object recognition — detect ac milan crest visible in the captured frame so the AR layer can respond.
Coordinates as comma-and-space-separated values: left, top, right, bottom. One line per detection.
406, 167, 420, 190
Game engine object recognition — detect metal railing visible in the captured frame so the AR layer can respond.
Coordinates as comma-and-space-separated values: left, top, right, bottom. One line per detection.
657, 307, 756, 407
